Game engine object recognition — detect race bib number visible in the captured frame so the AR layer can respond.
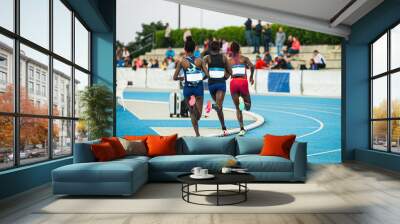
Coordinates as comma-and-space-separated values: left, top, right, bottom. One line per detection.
209, 69, 225, 78
186, 72, 203, 82
232, 66, 246, 77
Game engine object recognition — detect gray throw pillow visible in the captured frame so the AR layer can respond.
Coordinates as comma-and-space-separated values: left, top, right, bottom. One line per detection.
118, 138, 147, 156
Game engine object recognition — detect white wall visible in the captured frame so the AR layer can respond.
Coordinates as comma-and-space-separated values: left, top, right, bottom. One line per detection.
117, 68, 341, 98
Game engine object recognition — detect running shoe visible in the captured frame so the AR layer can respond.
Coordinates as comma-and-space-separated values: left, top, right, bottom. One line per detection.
188, 95, 196, 107
238, 129, 246, 136
238, 96, 245, 111
212, 103, 219, 111
222, 129, 229, 136
205, 100, 212, 118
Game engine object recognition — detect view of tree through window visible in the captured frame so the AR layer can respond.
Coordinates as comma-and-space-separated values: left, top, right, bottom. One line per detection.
0, 0, 91, 170
371, 23, 400, 153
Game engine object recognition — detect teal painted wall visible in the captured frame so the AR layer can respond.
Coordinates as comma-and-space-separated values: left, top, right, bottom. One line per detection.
0, 0, 116, 200
344, 0, 400, 171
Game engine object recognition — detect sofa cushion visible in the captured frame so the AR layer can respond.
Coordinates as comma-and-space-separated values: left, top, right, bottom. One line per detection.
91, 142, 118, 162
101, 137, 127, 158
119, 138, 148, 156
178, 136, 236, 155
53, 158, 147, 183
147, 134, 178, 157
235, 137, 263, 155
236, 155, 293, 172
260, 134, 296, 159
149, 154, 235, 172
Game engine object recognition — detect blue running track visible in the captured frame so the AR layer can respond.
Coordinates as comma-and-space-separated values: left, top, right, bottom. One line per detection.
117, 91, 341, 164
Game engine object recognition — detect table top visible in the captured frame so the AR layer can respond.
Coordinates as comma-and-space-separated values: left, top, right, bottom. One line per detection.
177, 172, 255, 185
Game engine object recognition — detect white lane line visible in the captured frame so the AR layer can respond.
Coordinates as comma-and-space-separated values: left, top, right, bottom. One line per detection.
119, 99, 265, 137
256, 108, 324, 139
261, 103, 341, 111
307, 149, 341, 157
261, 104, 341, 116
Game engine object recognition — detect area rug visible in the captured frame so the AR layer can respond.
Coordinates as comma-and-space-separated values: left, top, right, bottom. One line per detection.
37, 183, 361, 214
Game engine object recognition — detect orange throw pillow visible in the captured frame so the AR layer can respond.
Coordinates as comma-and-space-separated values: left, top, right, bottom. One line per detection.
146, 134, 178, 157
101, 137, 126, 158
91, 142, 117, 162
260, 134, 296, 159
124, 135, 151, 141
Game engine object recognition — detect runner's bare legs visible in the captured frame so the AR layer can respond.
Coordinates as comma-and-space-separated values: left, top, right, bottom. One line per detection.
211, 90, 227, 130
231, 93, 244, 130
187, 96, 203, 136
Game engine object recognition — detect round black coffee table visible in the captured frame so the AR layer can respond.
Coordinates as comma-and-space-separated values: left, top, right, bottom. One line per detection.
177, 173, 255, 206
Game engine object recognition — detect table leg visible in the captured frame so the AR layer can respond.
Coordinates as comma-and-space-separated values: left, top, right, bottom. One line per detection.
217, 184, 219, 206
195, 184, 198, 192
245, 183, 247, 201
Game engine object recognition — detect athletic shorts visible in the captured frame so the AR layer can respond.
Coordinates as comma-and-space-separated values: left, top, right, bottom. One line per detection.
208, 82, 226, 96
183, 82, 204, 98
230, 78, 249, 96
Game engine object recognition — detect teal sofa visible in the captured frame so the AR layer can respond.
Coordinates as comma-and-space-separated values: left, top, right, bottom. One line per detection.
52, 136, 307, 196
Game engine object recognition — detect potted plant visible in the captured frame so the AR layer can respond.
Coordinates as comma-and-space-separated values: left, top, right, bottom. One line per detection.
79, 84, 114, 140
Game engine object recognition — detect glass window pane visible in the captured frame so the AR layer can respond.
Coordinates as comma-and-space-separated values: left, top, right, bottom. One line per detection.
75, 18, 89, 70
372, 121, 388, 151
53, 59, 72, 117
20, 0, 49, 49
75, 120, 88, 143
0, 116, 14, 170
391, 120, 400, 153
53, 119, 72, 157
0, 0, 14, 31
20, 44, 49, 115
53, 0, 72, 60
391, 24, 400, 70
372, 33, 387, 76
74, 69, 89, 118
372, 77, 387, 119
0, 35, 14, 112
391, 72, 400, 118
20, 117, 49, 165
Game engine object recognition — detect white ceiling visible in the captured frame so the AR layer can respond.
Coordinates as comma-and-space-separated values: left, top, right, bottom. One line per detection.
166, 0, 384, 37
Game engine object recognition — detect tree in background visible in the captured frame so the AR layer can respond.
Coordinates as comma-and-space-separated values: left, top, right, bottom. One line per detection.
0, 85, 59, 151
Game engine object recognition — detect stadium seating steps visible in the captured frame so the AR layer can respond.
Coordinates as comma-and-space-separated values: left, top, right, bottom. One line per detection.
142, 45, 341, 69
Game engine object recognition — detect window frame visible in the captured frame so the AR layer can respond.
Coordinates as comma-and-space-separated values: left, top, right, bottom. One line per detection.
370, 20, 400, 154
0, 0, 92, 171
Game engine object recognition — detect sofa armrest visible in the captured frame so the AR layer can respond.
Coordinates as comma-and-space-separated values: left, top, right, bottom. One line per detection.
289, 142, 307, 181
73, 140, 100, 163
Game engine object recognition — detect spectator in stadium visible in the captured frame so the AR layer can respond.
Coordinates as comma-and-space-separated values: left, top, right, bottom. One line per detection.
194, 46, 201, 58
135, 57, 143, 69
272, 54, 291, 69
275, 27, 286, 56
255, 55, 267, 69
183, 29, 192, 42
167, 58, 176, 70
164, 22, 172, 47
263, 24, 272, 52
309, 58, 318, 70
263, 51, 273, 66
244, 18, 253, 46
312, 50, 326, 69
122, 47, 130, 66
165, 47, 175, 59
142, 59, 149, 68
253, 20, 262, 54
160, 58, 168, 70
222, 40, 229, 54
288, 36, 301, 55
285, 35, 293, 53
152, 59, 160, 68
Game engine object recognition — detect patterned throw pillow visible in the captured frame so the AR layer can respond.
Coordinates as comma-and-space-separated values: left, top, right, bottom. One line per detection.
119, 138, 147, 156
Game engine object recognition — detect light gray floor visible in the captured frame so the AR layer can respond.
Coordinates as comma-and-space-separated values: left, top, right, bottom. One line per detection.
1, 163, 400, 224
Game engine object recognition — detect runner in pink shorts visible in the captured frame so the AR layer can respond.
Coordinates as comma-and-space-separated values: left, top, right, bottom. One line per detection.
228, 41, 255, 136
